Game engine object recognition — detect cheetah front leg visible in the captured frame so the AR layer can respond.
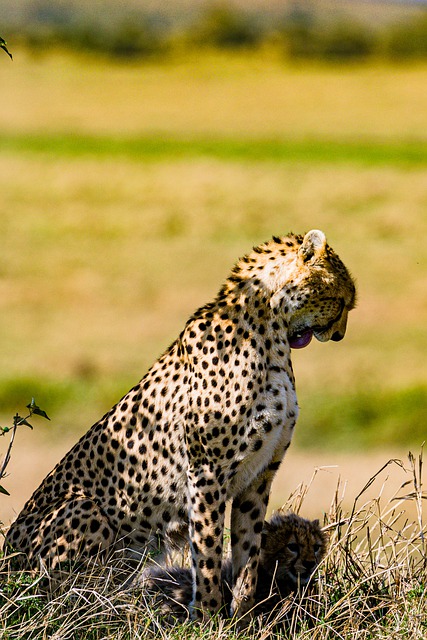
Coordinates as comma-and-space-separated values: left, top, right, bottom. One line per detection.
229, 471, 274, 620
230, 442, 292, 620
187, 463, 227, 621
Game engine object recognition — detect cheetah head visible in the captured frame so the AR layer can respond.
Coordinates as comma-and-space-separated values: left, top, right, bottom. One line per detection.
261, 513, 328, 588
281, 523, 326, 586
272, 230, 356, 349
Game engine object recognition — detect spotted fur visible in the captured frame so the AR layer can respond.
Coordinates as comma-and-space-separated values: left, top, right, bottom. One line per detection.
145, 512, 328, 619
5, 230, 355, 620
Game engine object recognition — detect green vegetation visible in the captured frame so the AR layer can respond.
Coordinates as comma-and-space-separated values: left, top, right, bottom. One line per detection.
0, 400, 49, 497
1, 132, 427, 168
0, 36, 13, 60
3, 1, 427, 61
296, 385, 427, 451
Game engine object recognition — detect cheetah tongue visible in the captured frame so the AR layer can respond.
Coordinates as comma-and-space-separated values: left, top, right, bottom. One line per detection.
289, 330, 313, 349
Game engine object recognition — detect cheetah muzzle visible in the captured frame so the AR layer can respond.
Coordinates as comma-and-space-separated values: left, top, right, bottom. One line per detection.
5, 229, 355, 622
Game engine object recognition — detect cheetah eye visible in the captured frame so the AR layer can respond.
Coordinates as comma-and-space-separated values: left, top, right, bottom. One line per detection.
313, 544, 321, 553
287, 543, 299, 553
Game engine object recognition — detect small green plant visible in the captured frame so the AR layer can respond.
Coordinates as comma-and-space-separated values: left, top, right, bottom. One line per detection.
0, 399, 49, 497
0, 36, 12, 60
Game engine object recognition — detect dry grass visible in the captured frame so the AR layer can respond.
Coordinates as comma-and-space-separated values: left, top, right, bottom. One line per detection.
1, 451, 425, 639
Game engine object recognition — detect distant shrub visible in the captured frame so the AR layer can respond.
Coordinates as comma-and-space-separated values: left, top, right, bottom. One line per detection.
318, 21, 376, 60
64, 20, 167, 58
191, 3, 262, 49
282, 23, 319, 59
281, 11, 376, 61
14, 0, 169, 59
5, 1, 427, 62
385, 15, 427, 59
107, 21, 166, 58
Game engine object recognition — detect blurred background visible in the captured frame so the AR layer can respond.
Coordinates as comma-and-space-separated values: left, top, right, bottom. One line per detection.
0, 0, 426, 524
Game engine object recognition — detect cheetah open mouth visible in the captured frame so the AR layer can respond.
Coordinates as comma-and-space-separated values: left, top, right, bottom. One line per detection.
289, 301, 346, 349
289, 329, 313, 349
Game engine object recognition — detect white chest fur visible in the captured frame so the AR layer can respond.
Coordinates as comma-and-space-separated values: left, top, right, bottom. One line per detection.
227, 367, 297, 498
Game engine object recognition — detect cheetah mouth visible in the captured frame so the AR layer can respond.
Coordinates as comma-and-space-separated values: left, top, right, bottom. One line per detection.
289, 301, 346, 349
288, 329, 313, 349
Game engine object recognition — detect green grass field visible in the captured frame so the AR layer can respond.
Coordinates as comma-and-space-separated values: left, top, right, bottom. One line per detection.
0, 49, 426, 450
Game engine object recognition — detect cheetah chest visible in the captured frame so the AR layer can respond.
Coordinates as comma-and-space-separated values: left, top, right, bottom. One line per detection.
226, 368, 297, 498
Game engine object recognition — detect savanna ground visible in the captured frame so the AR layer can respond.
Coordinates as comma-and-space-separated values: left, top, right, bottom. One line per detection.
0, 48, 426, 638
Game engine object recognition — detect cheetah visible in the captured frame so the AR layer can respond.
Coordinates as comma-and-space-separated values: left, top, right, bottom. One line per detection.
145, 512, 328, 619
5, 229, 355, 621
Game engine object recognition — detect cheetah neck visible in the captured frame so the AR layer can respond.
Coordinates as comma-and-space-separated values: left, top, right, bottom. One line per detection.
205, 237, 303, 356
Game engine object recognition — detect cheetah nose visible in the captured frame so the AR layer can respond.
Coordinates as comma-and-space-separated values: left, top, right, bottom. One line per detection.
331, 331, 344, 342
303, 560, 316, 571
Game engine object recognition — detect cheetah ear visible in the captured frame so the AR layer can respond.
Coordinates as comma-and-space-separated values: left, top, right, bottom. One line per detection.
298, 230, 327, 262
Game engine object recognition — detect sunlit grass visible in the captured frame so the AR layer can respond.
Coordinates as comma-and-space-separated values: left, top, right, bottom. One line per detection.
1, 50, 427, 141
0, 151, 426, 447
